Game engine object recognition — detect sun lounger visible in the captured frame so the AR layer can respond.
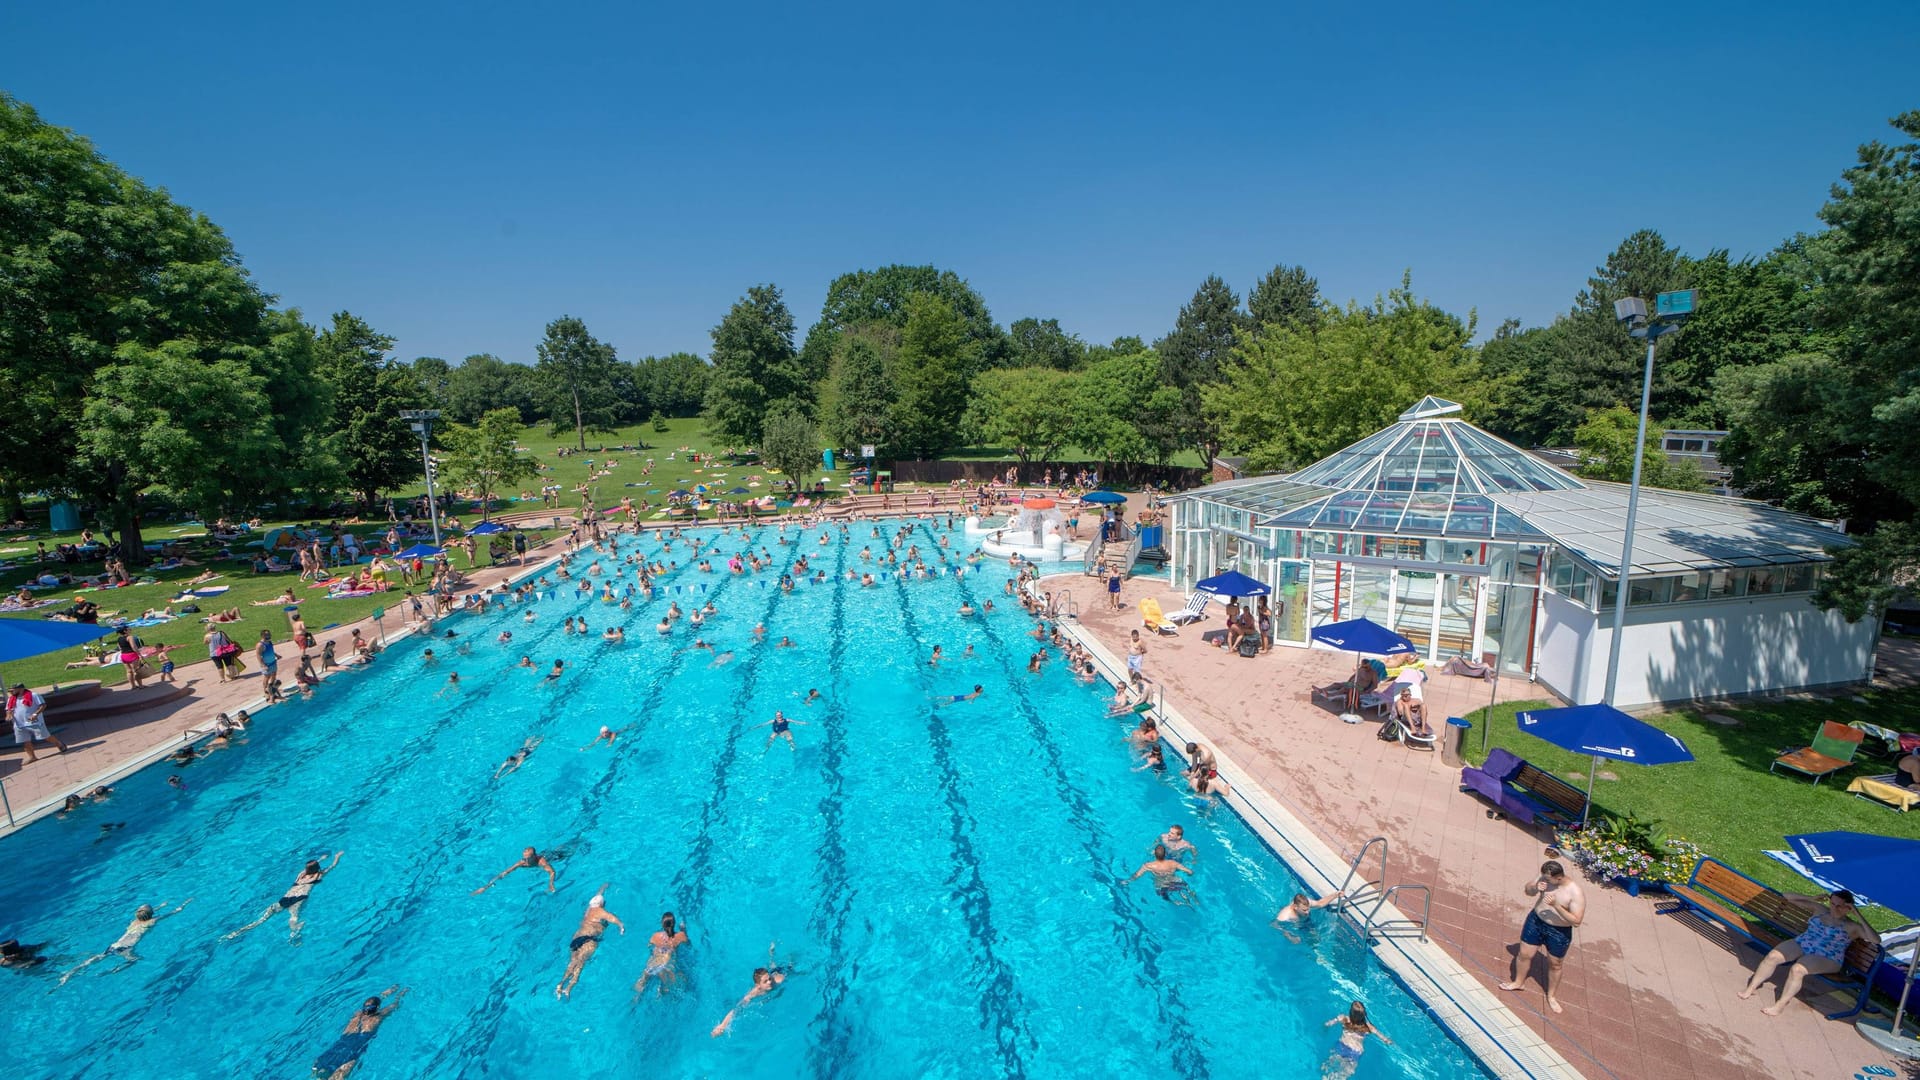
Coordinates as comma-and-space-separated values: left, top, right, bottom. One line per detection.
1848, 774, 1919, 812
1167, 593, 1211, 625
1138, 598, 1177, 636
1771, 721, 1864, 785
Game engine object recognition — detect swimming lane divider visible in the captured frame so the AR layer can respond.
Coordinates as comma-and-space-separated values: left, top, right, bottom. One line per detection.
804, 536, 860, 1078
888, 569, 1037, 1080
416, 534, 768, 1072
920, 523, 1213, 1080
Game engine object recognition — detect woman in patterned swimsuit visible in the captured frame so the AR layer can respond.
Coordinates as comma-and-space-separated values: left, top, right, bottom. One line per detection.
1738, 889, 1879, 1015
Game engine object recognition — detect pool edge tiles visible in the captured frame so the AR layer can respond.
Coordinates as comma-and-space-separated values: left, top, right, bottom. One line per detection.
1042, 587, 1586, 1080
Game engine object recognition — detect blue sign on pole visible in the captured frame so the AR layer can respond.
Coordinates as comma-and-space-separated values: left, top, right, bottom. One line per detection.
1655, 289, 1697, 318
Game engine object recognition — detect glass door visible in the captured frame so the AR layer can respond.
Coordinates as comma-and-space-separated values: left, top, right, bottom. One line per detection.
1391, 569, 1436, 655
1267, 558, 1310, 645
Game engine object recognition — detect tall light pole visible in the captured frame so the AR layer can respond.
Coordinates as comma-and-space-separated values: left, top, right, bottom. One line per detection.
400, 409, 443, 546
1601, 291, 1696, 705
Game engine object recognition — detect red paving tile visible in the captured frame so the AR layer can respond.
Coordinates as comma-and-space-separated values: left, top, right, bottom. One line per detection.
1054, 571, 1913, 1080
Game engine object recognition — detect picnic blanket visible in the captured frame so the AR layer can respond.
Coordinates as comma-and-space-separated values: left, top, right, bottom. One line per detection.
324, 589, 377, 599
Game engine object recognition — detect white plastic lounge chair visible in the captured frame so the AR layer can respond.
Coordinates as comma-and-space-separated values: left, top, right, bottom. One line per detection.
1167, 593, 1212, 625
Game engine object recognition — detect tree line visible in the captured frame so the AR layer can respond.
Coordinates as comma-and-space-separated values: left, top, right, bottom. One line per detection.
3, 92, 1915, 613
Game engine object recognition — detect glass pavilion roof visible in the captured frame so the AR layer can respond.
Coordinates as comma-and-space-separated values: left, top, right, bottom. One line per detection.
1263, 399, 1575, 539
1172, 397, 1851, 570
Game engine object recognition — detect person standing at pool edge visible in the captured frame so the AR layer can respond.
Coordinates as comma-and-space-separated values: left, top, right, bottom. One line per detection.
1498, 860, 1585, 1014
8, 683, 66, 762
556, 883, 624, 999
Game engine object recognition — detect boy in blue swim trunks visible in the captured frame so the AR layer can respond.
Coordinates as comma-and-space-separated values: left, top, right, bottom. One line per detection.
1499, 860, 1585, 1015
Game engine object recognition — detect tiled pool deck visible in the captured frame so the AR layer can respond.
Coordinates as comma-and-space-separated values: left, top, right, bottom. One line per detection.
1048, 569, 1914, 1080
4, 519, 1910, 1079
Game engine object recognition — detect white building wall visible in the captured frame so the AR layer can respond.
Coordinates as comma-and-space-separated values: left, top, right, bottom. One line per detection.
1535, 591, 1597, 705
1547, 592, 1877, 708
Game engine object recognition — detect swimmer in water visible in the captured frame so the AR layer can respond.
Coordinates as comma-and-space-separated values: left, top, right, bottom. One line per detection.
545, 660, 565, 681
957, 601, 975, 617
311, 986, 408, 1080
472, 846, 558, 894
929, 645, 943, 666
935, 685, 984, 707
1159, 825, 1196, 862
494, 737, 542, 779
581, 725, 620, 750
755, 709, 807, 751
556, 883, 625, 1000
1323, 1001, 1391, 1079
803, 688, 822, 705
603, 626, 624, 643
1127, 844, 1195, 905
1272, 889, 1346, 944
516, 656, 535, 669
435, 672, 462, 697
633, 911, 691, 1000
59, 899, 193, 984
227, 852, 342, 939
711, 942, 792, 1037
777, 636, 795, 648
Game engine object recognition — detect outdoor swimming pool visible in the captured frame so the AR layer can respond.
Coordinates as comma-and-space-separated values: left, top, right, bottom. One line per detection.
0, 521, 1490, 1079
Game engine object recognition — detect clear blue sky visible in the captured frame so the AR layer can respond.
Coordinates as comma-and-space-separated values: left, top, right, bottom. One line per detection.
5, 2, 1916, 363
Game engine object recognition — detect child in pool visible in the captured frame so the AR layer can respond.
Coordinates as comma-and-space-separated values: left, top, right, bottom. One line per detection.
1323, 1001, 1390, 1078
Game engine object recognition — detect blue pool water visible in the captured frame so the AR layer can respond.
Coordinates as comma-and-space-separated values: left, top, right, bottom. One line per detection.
0, 521, 1488, 1079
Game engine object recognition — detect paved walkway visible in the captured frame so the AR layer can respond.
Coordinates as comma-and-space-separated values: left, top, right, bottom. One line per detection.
0, 540, 564, 831
1053, 570, 1910, 1080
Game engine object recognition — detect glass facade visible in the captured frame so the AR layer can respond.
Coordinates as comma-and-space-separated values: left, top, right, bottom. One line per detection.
1161, 399, 1837, 680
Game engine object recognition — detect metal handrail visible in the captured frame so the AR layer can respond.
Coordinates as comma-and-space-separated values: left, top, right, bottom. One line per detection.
1364, 884, 1433, 942
1338, 835, 1389, 908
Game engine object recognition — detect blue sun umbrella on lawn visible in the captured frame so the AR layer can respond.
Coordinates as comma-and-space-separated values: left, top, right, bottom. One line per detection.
1514, 703, 1694, 825
466, 521, 507, 535
1783, 831, 1920, 1053
0, 618, 115, 665
728, 487, 750, 495
393, 544, 445, 560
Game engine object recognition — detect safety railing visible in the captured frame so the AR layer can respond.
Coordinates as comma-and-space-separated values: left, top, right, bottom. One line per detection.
1335, 835, 1431, 943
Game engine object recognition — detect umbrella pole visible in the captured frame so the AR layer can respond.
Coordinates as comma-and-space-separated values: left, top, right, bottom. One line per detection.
1581, 755, 1598, 827
1896, 967, 1913, 1038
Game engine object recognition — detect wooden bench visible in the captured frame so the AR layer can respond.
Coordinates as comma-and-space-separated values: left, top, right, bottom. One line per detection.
1661, 857, 1882, 1019
1459, 748, 1588, 828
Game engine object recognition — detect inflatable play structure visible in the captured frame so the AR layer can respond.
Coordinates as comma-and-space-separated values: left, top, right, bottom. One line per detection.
965, 498, 1089, 563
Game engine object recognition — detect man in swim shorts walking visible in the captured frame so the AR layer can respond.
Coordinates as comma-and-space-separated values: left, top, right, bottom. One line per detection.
1499, 860, 1585, 1014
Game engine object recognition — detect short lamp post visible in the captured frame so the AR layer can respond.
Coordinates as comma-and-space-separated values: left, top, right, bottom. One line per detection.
399, 409, 443, 546
1601, 290, 1696, 705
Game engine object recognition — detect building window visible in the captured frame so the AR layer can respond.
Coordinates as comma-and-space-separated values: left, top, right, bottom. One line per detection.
1629, 576, 1677, 606
1782, 563, 1815, 593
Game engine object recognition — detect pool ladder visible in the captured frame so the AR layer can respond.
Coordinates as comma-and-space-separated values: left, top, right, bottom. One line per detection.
1334, 836, 1431, 943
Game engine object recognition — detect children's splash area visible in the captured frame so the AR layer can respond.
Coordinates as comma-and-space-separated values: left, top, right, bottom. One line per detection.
0, 520, 1524, 1079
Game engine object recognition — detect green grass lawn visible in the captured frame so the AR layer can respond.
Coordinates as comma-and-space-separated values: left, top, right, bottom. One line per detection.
1464, 689, 1920, 922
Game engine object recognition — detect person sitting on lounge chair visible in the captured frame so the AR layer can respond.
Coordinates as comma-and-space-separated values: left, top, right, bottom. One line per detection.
1318, 663, 1380, 713
1393, 687, 1431, 739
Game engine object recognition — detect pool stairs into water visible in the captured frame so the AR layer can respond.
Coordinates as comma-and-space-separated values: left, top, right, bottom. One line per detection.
1336, 835, 1435, 943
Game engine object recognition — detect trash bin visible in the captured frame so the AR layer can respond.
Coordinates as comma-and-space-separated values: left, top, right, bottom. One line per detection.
1442, 717, 1471, 768
822, 448, 835, 471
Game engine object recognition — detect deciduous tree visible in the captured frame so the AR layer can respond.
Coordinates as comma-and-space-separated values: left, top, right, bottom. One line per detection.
891, 294, 980, 458
704, 284, 807, 445
759, 403, 821, 482
440, 408, 539, 519
314, 312, 428, 509
535, 316, 622, 451
1569, 407, 1706, 491
966, 367, 1081, 466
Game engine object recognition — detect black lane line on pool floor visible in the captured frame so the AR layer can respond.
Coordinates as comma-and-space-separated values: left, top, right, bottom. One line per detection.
178, 540, 704, 1078
420, 531, 783, 1074
803, 532, 858, 1078
918, 523, 1213, 1080
888, 560, 1037, 1080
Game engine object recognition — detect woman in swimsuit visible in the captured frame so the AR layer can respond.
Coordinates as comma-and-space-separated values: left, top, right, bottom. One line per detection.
556, 884, 625, 1000
756, 710, 807, 751
711, 942, 792, 1036
633, 911, 690, 998
1738, 889, 1879, 1015
1323, 1000, 1390, 1079
312, 986, 406, 1079
228, 853, 342, 939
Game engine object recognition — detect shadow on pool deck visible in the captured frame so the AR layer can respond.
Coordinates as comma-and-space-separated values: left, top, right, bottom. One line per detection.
1048, 571, 1910, 1080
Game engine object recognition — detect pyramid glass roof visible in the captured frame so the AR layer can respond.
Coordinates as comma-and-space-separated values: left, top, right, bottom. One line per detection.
1170, 397, 1850, 570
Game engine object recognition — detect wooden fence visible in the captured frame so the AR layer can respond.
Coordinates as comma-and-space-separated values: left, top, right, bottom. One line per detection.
884, 459, 1210, 490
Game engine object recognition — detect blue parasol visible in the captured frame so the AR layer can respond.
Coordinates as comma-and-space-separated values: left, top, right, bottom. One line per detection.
1194, 570, 1271, 598
1310, 617, 1413, 655
1515, 703, 1694, 824
467, 521, 507, 535
393, 544, 445, 560
0, 618, 116, 665
1080, 490, 1127, 505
